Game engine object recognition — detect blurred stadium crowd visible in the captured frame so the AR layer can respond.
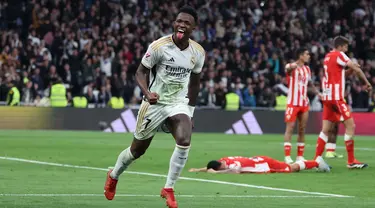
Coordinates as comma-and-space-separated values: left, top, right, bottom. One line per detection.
0, 0, 375, 110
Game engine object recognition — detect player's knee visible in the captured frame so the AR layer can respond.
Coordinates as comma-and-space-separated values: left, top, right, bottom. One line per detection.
346, 121, 356, 132
322, 130, 330, 136
175, 135, 191, 147
130, 147, 146, 159
176, 139, 191, 147
286, 122, 295, 132
298, 125, 306, 134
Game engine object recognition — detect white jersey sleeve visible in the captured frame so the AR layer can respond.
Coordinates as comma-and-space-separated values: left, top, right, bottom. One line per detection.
337, 51, 350, 67
192, 52, 205, 74
141, 41, 163, 69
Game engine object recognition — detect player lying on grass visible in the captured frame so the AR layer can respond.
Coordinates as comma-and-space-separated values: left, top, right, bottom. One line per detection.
189, 156, 330, 174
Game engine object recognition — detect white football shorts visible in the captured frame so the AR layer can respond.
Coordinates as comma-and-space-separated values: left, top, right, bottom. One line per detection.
133, 100, 191, 140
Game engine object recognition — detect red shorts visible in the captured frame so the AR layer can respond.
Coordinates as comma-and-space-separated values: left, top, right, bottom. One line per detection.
284, 105, 309, 122
260, 156, 292, 173
322, 100, 352, 122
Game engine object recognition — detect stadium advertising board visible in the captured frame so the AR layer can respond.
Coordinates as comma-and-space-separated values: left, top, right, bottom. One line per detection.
0, 107, 374, 135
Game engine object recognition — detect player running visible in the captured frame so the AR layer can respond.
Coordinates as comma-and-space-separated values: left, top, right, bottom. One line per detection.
283, 48, 321, 164
314, 36, 371, 169
104, 6, 205, 208
189, 155, 331, 174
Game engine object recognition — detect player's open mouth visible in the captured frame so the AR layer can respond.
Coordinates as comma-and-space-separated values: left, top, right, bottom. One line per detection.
176, 29, 185, 39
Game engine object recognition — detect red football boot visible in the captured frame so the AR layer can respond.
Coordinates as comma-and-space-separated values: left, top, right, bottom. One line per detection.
160, 188, 178, 208
104, 170, 118, 200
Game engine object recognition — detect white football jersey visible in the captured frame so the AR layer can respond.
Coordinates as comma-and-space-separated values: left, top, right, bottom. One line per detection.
141, 34, 205, 104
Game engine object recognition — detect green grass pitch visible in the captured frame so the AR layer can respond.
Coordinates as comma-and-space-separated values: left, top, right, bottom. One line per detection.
0, 130, 374, 208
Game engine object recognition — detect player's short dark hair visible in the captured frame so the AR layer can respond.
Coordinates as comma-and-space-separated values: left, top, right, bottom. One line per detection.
206, 160, 222, 170
334, 36, 349, 48
178, 5, 198, 24
295, 47, 308, 59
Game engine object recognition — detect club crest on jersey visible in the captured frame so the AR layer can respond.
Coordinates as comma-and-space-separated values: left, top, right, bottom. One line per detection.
298, 74, 306, 82
145, 52, 151, 58
286, 115, 291, 120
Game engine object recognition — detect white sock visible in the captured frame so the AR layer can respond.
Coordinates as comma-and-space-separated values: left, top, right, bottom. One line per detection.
164, 145, 190, 189
295, 160, 306, 170
319, 132, 328, 142
344, 134, 353, 141
325, 143, 336, 151
110, 147, 135, 179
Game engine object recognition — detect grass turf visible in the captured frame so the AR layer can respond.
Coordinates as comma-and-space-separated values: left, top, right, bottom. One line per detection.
0, 130, 374, 208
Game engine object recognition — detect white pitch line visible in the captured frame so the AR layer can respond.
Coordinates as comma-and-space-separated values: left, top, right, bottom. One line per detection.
0, 156, 353, 198
0, 194, 335, 198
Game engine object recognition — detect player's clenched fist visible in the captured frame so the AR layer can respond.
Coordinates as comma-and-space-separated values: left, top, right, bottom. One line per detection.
286, 62, 298, 70
146, 92, 159, 104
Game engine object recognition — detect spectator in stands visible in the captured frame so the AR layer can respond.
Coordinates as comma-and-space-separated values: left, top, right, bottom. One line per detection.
0, 0, 374, 111
85, 86, 97, 105
21, 81, 35, 105
98, 85, 111, 107
243, 86, 256, 107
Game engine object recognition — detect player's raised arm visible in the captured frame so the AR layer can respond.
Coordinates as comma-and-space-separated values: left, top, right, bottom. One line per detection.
285, 62, 298, 74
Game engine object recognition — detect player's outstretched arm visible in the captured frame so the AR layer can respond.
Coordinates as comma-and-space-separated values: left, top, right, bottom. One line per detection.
345, 68, 354, 77
206, 169, 241, 174
188, 167, 208, 172
347, 61, 372, 91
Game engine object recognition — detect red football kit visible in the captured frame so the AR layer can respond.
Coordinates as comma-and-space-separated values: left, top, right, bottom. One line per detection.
285, 65, 311, 122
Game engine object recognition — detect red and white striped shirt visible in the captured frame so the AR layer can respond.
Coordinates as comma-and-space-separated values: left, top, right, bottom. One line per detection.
286, 65, 311, 107
322, 50, 350, 101
219, 156, 271, 173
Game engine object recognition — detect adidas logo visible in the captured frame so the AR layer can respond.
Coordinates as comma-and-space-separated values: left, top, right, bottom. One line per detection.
103, 109, 263, 135
225, 111, 263, 135
103, 109, 137, 133
168, 57, 175, 62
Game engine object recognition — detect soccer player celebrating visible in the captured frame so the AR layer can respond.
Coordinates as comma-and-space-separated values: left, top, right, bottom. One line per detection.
189, 155, 330, 174
104, 6, 205, 208
283, 48, 321, 164
314, 36, 371, 169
